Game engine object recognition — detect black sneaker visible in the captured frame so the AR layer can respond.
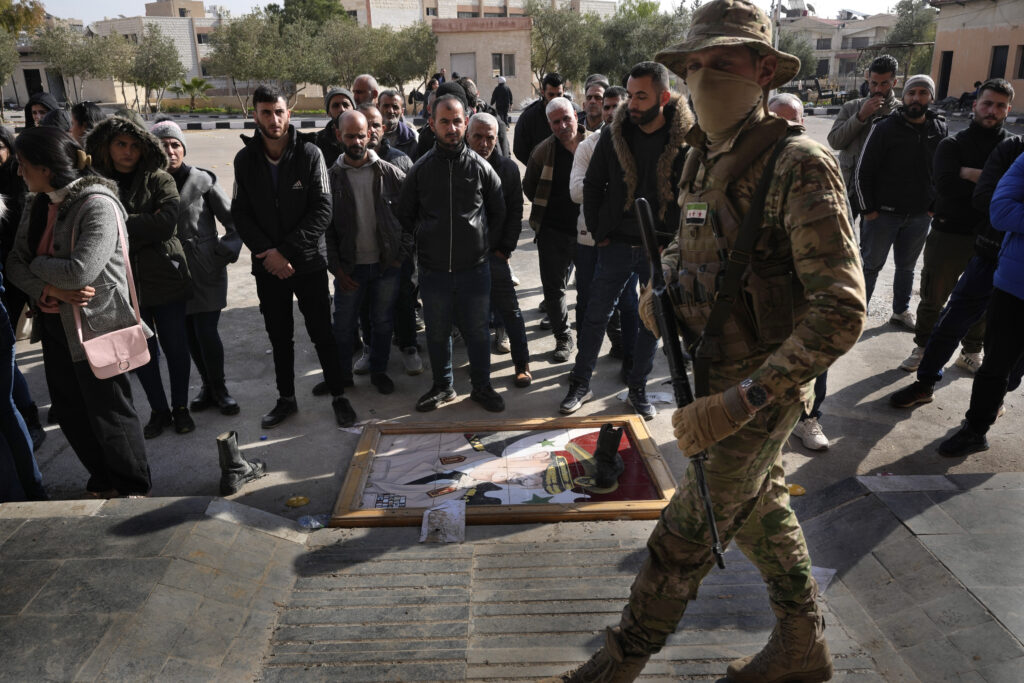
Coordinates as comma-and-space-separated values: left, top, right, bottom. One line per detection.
552, 333, 574, 363
261, 398, 297, 429
143, 410, 173, 439
332, 396, 357, 428
416, 385, 457, 412
470, 385, 505, 412
890, 381, 934, 409
938, 422, 989, 457
171, 406, 195, 434
628, 386, 657, 421
559, 382, 593, 414
190, 385, 213, 412
371, 373, 395, 395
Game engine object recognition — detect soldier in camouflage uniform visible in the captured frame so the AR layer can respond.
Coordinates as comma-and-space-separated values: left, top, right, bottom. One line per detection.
541, 2, 866, 682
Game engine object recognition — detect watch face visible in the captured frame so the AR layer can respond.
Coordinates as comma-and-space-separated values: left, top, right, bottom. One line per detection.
747, 383, 768, 408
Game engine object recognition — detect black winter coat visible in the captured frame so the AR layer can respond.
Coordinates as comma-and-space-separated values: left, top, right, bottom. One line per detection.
486, 151, 523, 256
973, 135, 1024, 259
932, 121, 1012, 234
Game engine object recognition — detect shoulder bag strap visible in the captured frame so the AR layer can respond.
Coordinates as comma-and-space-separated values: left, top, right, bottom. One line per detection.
693, 131, 799, 397
71, 195, 143, 343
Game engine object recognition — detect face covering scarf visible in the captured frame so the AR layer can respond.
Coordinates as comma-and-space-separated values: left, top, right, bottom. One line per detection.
686, 67, 764, 142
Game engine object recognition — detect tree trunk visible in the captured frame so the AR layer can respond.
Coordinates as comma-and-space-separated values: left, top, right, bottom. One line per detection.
10, 76, 19, 112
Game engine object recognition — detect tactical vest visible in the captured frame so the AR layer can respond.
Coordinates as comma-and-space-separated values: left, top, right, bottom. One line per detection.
668, 118, 807, 394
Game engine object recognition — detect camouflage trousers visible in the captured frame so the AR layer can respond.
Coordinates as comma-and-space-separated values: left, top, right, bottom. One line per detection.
618, 400, 818, 655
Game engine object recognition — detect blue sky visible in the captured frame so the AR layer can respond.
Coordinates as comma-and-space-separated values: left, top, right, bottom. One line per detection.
46, 0, 896, 27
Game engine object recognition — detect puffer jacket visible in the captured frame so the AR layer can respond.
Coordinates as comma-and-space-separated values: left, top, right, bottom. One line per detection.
84, 115, 189, 308
175, 166, 242, 313
990, 151, 1024, 299
6, 177, 152, 362
326, 150, 405, 275
396, 141, 505, 273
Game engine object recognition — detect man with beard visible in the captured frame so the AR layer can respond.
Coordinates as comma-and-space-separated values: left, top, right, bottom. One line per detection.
855, 74, 947, 329
231, 85, 356, 429
543, 1, 865, 681
582, 77, 609, 132
351, 74, 379, 106
895, 78, 1014, 376
326, 110, 406, 395
378, 89, 418, 158
357, 103, 413, 173
314, 87, 355, 166
559, 62, 689, 421
396, 95, 507, 413
513, 72, 565, 165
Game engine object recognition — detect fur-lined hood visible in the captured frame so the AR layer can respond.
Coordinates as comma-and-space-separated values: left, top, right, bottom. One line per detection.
83, 115, 169, 175
25, 176, 124, 221
609, 92, 693, 219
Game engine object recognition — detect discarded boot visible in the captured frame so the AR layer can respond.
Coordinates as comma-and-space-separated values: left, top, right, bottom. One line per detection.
540, 627, 649, 683
217, 430, 268, 496
593, 423, 625, 488
726, 611, 833, 682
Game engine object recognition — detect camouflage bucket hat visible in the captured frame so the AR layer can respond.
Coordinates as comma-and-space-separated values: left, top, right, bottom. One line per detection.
655, 0, 801, 89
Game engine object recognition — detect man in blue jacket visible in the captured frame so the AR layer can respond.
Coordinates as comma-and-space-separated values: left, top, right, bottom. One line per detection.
231, 85, 356, 430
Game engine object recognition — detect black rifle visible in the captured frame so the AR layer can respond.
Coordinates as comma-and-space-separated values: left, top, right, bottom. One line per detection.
636, 197, 725, 569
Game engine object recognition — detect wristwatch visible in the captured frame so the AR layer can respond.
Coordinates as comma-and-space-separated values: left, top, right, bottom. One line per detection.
739, 379, 768, 413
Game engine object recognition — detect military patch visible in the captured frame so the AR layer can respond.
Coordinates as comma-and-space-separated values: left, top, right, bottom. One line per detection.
685, 202, 708, 225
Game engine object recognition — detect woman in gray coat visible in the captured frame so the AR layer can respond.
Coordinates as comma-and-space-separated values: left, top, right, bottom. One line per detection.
6, 127, 150, 497
152, 120, 243, 414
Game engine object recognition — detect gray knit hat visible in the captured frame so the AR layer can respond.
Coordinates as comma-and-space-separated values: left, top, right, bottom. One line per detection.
150, 119, 186, 154
903, 74, 935, 100
324, 87, 355, 113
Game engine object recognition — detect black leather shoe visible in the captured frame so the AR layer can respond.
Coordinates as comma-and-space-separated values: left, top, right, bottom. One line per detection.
212, 384, 240, 416
371, 373, 395, 395
332, 396, 357, 427
628, 387, 656, 421
190, 385, 213, 412
416, 385, 457, 412
938, 422, 989, 457
261, 398, 297, 429
312, 377, 354, 396
470, 385, 505, 412
171, 406, 195, 434
559, 382, 592, 414
144, 411, 173, 439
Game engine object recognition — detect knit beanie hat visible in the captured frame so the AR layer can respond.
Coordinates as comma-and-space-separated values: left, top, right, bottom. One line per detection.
903, 74, 935, 100
151, 119, 186, 154
436, 81, 469, 112
324, 87, 355, 113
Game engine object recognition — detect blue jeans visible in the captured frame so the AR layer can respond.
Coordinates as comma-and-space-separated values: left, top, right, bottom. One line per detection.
576, 243, 637, 357
135, 300, 191, 412
420, 261, 492, 390
489, 254, 529, 369
570, 242, 657, 388
332, 263, 400, 377
860, 212, 930, 313
0, 344, 43, 502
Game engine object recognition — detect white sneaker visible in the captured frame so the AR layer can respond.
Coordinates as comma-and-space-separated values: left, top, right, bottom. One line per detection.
955, 351, 982, 374
889, 310, 916, 330
900, 346, 925, 372
493, 327, 511, 354
353, 347, 372, 375
401, 346, 424, 376
509, 265, 520, 287
793, 417, 829, 451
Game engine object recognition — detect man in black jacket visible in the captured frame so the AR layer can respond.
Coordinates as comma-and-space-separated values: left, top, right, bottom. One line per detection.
898, 78, 1014, 375
396, 95, 507, 413
314, 87, 354, 166
467, 111, 531, 387
855, 74, 947, 329
231, 85, 356, 430
891, 130, 1024, 411
560, 61, 690, 421
513, 72, 565, 166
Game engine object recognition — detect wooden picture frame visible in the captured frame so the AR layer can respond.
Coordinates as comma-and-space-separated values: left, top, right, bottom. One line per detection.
331, 414, 677, 527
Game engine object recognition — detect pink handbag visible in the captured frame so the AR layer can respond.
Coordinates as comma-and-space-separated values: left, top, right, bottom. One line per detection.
71, 196, 150, 379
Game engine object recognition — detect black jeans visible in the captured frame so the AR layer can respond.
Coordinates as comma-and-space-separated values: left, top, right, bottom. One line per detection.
965, 287, 1024, 434
489, 253, 529, 369
186, 310, 227, 386
537, 229, 576, 337
393, 257, 419, 350
39, 313, 150, 495
135, 300, 191, 412
254, 268, 345, 398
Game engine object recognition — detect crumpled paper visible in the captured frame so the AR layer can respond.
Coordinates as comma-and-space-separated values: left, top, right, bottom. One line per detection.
419, 500, 466, 543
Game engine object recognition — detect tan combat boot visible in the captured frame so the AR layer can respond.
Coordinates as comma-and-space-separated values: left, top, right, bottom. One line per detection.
539, 627, 650, 683
726, 612, 833, 682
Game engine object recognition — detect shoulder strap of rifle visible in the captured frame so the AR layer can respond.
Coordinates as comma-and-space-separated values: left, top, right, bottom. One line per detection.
693, 128, 800, 397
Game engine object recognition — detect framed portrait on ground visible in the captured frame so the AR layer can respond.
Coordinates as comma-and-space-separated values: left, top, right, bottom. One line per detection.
331, 415, 677, 527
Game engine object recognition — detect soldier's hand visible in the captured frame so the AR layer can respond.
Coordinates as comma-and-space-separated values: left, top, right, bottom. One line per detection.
638, 284, 659, 340
671, 385, 754, 457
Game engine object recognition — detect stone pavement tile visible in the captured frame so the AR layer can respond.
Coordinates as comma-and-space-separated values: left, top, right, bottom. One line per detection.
72, 614, 134, 682
835, 552, 893, 593
275, 620, 469, 643
217, 545, 272, 583
801, 495, 908, 574
286, 586, 469, 607
971, 586, 1024, 644
117, 613, 189, 655
169, 529, 233, 570
248, 583, 290, 613
792, 476, 871, 521
874, 605, 947, 649
261, 560, 298, 589
167, 620, 235, 669
898, 637, 977, 680
872, 533, 945, 578
139, 583, 205, 622
0, 613, 114, 680
205, 498, 305, 544
0, 499, 104, 518
100, 641, 169, 681
1, 517, 180, 559
279, 603, 470, 626
157, 657, 220, 683
896, 561, 963, 604
25, 557, 170, 615
876, 491, 966, 535
947, 620, 1024, 667
237, 608, 276, 640
192, 597, 248, 640
160, 557, 219, 594
857, 474, 959, 493
929, 489, 1024, 535
0, 517, 24, 544
230, 525, 281, 558
0, 559, 61, 615
204, 570, 260, 606
190, 517, 240, 545
294, 569, 469, 591
920, 533, 1024, 588
976, 655, 1024, 683
270, 640, 468, 657
262, 662, 467, 682
219, 637, 269, 682
920, 589, 995, 634
947, 473, 1024, 491
95, 496, 212, 519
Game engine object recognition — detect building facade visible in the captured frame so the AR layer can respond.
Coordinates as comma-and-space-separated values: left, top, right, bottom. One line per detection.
778, 12, 895, 85
930, 0, 1024, 100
